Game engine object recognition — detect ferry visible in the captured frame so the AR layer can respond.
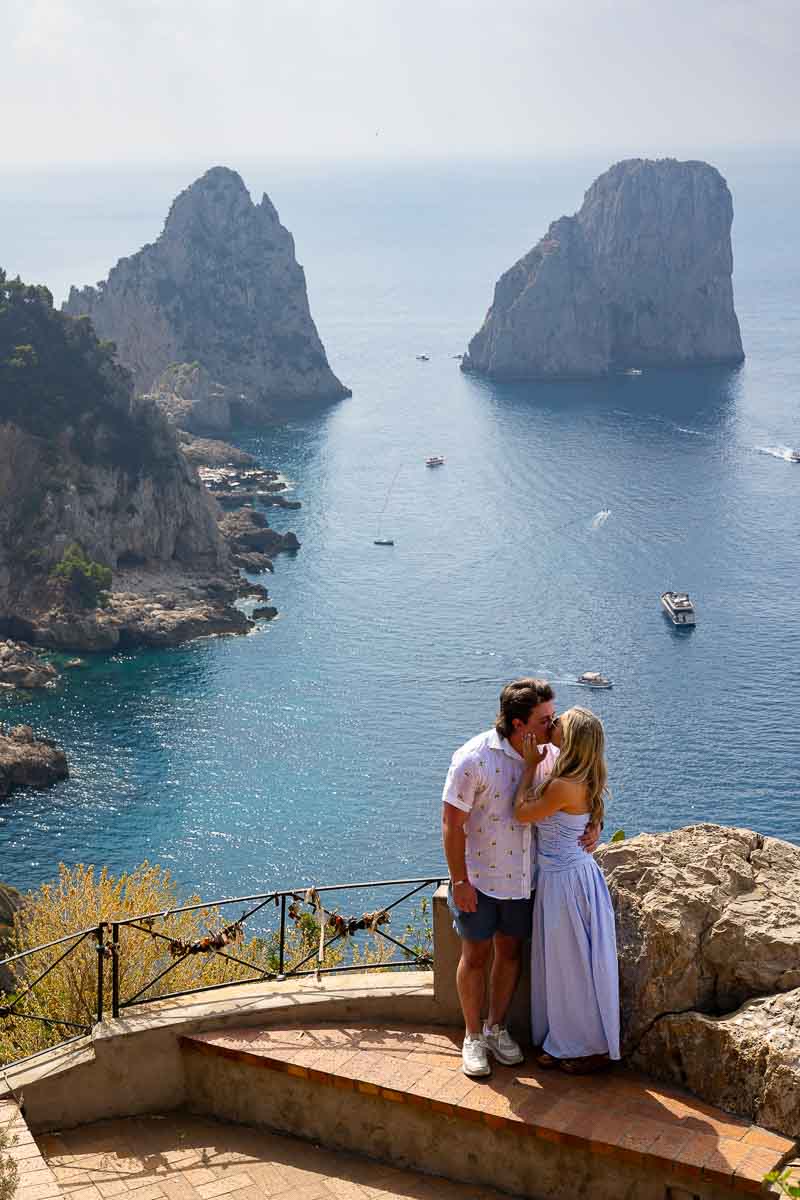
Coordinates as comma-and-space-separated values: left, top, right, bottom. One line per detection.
576, 671, 613, 689
425, 455, 446, 467
661, 591, 696, 626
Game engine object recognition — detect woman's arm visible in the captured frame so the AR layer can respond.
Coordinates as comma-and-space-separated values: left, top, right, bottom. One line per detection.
515, 777, 587, 825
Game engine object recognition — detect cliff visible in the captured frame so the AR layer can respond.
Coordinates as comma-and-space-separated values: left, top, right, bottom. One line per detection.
462, 158, 745, 379
0, 271, 249, 649
63, 167, 350, 426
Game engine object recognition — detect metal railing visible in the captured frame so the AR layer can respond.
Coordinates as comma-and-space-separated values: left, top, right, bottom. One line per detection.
0, 875, 443, 1070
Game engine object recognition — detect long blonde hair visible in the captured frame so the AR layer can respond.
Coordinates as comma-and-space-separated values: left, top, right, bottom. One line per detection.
540, 706, 608, 826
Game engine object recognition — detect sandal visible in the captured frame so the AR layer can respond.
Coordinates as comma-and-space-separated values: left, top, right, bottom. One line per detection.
535, 1050, 560, 1069
558, 1054, 611, 1075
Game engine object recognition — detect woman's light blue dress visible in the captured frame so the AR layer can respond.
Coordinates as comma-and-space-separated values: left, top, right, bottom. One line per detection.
531, 810, 620, 1059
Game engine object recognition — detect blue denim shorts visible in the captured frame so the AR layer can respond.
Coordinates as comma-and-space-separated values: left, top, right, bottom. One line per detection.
447, 885, 534, 942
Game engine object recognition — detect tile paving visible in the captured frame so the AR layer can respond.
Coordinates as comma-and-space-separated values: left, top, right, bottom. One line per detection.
37, 1114, 508, 1200
182, 1022, 798, 1194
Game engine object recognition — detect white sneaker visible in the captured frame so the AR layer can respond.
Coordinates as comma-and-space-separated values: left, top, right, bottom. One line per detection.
483, 1023, 524, 1066
462, 1034, 491, 1077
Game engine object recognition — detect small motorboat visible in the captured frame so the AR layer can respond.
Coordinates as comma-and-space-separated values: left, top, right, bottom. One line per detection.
373, 538, 395, 546
576, 672, 613, 689
416, 354, 430, 362
425, 455, 446, 467
623, 368, 643, 376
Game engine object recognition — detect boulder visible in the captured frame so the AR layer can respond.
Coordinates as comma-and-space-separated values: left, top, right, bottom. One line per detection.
0, 726, 69, 798
64, 166, 351, 422
463, 158, 744, 379
0, 641, 59, 689
596, 824, 800, 1135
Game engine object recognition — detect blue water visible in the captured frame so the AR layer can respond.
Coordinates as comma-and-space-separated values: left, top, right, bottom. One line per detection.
1, 153, 799, 897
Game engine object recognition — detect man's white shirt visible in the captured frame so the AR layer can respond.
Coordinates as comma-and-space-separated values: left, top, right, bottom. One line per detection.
442, 728, 559, 900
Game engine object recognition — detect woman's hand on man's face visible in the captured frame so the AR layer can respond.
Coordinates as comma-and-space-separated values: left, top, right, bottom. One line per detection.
522, 732, 547, 766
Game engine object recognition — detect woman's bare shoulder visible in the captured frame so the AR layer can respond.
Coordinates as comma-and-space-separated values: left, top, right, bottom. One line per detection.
547, 777, 589, 812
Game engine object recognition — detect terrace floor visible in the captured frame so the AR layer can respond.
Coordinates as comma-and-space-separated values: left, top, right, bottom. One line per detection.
36, 1113, 505, 1200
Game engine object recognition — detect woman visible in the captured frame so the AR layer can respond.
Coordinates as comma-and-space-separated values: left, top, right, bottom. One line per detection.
514, 706, 620, 1073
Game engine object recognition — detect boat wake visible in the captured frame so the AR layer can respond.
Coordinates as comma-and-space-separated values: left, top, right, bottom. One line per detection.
757, 445, 800, 462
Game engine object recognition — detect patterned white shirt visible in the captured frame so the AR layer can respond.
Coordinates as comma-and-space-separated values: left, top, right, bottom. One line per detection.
442, 728, 559, 900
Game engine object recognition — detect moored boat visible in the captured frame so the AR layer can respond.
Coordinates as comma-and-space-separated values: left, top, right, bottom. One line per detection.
425, 455, 445, 467
661, 591, 696, 625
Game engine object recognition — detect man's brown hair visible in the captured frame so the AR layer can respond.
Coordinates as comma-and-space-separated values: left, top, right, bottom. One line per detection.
495, 677, 554, 739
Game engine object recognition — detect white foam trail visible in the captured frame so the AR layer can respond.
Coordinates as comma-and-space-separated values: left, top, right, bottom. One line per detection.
591, 509, 611, 528
757, 445, 799, 462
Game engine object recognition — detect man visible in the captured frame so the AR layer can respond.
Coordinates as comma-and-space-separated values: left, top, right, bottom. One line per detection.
441, 677, 599, 1077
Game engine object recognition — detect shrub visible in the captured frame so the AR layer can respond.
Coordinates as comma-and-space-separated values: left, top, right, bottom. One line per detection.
50, 543, 112, 609
0, 1115, 17, 1200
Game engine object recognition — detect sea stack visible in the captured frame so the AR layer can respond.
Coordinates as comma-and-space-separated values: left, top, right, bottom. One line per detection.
64, 166, 350, 425
462, 158, 744, 380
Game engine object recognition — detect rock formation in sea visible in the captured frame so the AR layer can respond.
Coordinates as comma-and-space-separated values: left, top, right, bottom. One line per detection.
596, 824, 800, 1136
0, 641, 59, 690
0, 725, 68, 800
462, 158, 745, 379
0, 271, 250, 650
63, 167, 350, 426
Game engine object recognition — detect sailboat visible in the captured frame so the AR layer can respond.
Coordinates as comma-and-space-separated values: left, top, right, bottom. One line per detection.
374, 465, 401, 546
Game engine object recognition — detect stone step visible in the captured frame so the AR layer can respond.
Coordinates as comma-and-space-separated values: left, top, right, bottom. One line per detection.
180, 1022, 797, 1199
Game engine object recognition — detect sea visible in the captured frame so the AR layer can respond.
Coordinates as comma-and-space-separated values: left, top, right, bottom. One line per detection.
0, 152, 798, 901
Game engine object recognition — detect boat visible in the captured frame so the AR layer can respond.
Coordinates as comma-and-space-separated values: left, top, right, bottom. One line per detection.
789, 449, 800, 462
425, 455, 445, 467
373, 539, 395, 546
576, 672, 613, 689
416, 354, 430, 362
661, 591, 696, 626
623, 368, 643, 376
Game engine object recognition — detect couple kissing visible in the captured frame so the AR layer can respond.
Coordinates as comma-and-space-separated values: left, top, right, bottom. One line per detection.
441, 677, 620, 1078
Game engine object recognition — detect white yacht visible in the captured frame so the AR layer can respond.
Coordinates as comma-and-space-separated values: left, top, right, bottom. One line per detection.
425, 455, 446, 467
661, 591, 696, 626
576, 672, 613, 689
789, 449, 800, 462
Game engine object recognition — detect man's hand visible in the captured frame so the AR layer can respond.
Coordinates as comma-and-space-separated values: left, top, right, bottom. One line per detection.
452, 879, 478, 913
579, 820, 602, 853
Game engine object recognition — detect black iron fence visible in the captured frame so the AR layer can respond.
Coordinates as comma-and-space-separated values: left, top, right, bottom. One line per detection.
0, 876, 444, 1071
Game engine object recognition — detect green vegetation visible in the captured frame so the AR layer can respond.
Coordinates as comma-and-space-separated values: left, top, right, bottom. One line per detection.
0, 1116, 17, 1200
0, 863, 431, 1066
767, 1171, 800, 1197
0, 269, 157, 473
50, 543, 112, 609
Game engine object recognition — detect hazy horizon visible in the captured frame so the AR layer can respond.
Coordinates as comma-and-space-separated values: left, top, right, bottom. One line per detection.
4, 0, 798, 168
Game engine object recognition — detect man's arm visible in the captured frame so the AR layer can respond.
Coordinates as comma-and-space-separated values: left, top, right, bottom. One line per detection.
442, 804, 477, 912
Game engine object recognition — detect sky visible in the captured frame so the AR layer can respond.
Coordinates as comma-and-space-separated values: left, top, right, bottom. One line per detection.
3, 0, 799, 166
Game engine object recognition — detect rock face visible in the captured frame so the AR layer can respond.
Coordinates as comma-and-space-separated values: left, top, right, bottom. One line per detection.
64, 167, 350, 424
0, 273, 250, 650
463, 158, 744, 379
0, 725, 68, 799
145, 362, 232, 433
596, 824, 800, 1135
